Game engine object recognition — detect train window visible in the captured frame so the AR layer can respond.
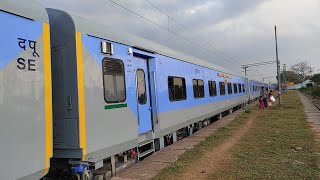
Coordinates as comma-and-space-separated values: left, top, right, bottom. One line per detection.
227, 83, 232, 94
193, 79, 205, 98
208, 81, 217, 97
242, 84, 245, 92
238, 84, 242, 93
219, 82, 226, 95
137, 69, 146, 105
233, 83, 238, 93
103, 58, 126, 103
168, 76, 187, 101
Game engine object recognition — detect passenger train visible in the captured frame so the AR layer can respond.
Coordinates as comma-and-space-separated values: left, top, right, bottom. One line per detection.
0, 0, 274, 179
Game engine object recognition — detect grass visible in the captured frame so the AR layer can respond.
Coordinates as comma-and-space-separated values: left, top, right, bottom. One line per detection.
153, 91, 320, 179
300, 86, 320, 97
211, 91, 320, 179
153, 106, 257, 180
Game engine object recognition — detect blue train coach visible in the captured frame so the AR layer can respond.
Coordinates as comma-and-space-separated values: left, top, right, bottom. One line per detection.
0, 1, 269, 179
45, 8, 251, 178
0, 0, 52, 179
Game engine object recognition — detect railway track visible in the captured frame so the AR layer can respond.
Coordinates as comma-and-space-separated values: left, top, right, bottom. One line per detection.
304, 93, 320, 110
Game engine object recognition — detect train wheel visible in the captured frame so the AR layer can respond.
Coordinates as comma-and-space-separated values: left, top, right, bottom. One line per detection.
69, 174, 81, 180
81, 170, 92, 180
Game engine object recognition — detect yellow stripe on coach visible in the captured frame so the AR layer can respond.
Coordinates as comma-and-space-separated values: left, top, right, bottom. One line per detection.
43, 22, 53, 175
76, 32, 87, 160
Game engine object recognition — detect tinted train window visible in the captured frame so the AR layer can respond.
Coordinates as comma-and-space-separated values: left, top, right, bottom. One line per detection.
242, 84, 245, 92
137, 69, 146, 105
227, 83, 232, 94
233, 83, 238, 93
238, 84, 242, 93
219, 82, 226, 95
103, 58, 126, 103
193, 79, 205, 98
168, 77, 187, 101
208, 81, 217, 97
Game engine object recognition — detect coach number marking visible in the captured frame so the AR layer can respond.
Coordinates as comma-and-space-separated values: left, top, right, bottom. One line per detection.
16, 38, 39, 71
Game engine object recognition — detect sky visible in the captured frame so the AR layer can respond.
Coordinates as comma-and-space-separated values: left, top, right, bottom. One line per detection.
38, 0, 320, 82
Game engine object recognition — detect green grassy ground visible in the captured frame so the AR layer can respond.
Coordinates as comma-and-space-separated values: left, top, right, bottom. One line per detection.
153, 105, 256, 180
212, 91, 319, 179
300, 86, 320, 96
154, 91, 320, 179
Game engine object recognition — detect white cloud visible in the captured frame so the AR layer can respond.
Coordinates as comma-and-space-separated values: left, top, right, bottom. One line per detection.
38, 0, 320, 80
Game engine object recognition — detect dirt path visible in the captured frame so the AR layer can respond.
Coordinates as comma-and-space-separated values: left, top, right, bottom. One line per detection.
174, 114, 256, 180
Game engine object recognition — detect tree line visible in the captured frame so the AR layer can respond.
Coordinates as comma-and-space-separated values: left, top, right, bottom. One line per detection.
279, 61, 320, 85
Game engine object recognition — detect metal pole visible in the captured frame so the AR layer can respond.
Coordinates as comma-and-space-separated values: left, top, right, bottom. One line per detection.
167, 15, 169, 31
275, 26, 282, 105
283, 64, 287, 92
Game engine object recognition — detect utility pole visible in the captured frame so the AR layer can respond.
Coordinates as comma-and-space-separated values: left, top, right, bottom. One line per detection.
275, 26, 282, 105
242, 66, 249, 102
243, 66, 248, 76
283, 64, 287, 92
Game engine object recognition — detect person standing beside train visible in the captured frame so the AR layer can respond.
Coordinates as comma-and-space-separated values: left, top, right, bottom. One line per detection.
260, 87, 268, 108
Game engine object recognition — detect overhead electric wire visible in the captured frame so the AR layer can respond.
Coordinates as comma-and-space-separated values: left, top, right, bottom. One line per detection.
107, 0, 241, 68
144, 0, 242, 66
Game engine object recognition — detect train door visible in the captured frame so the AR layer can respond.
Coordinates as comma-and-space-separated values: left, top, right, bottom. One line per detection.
134, 56, 153, 134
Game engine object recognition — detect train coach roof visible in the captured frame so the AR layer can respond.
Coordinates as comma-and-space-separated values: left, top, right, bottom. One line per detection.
69, 14, 241, 77
0, 0, 48, 22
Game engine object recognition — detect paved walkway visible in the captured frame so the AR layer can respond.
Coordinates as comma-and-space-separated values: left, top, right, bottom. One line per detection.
112, 104, 255, 180
298, 92, 320, 136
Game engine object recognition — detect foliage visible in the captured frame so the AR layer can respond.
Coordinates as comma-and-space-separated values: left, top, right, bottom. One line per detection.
290, 61, 313, 80
279, 71, 303, 84
300, 86, 320, 97
311, 73, 320, 85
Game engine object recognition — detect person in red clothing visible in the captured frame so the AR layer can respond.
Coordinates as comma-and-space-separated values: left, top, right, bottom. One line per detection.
259, 96, 265, 109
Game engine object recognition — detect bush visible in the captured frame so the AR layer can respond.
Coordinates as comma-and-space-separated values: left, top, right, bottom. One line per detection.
299, 86, 320, 97
312, 87, 320, 97
299, 87, 311, 93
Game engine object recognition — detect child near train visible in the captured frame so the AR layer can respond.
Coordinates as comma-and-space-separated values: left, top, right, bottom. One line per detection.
259, 96, 265, 109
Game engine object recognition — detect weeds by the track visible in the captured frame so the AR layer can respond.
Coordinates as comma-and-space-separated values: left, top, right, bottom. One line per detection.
153, 104, 255, 180
211, 91, 320, 179
154, 91, 320, 179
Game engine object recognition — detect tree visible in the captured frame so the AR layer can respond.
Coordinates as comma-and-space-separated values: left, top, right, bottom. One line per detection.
279, 70, 303, 84
311, 73, 320, 85
290, 61, 313, 80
